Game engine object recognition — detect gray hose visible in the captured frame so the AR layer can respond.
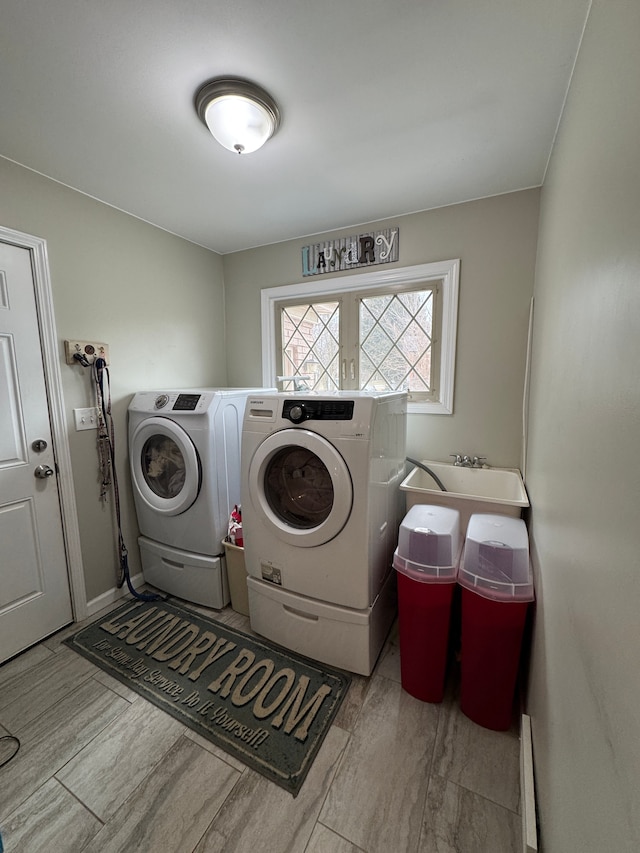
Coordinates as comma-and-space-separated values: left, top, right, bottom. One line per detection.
406, 458, 447, 492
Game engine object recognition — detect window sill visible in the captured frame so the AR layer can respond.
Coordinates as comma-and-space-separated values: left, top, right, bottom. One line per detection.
408, 400, 453, 415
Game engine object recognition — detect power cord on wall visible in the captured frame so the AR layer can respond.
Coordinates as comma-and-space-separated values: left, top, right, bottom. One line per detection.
73, 352, 164, 602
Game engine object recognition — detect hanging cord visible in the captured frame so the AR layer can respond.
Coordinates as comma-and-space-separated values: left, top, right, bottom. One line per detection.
0, 735, 20, 768
95, 370, 112, 503
92, 358, 163, 602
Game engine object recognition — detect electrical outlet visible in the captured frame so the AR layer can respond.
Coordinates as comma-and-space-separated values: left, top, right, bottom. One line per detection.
65, 340, 110, 366
74, 407, 99, 431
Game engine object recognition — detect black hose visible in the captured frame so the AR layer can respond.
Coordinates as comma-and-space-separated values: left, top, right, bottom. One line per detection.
93, 359, 165, 603
406, 457, 447, 492
0, 735, 20, 767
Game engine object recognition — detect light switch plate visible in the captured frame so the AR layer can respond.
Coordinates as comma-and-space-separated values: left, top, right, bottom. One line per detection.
74, 407, 99, 431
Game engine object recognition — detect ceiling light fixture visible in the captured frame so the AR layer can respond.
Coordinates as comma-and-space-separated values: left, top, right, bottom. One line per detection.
195, 77, 281, 155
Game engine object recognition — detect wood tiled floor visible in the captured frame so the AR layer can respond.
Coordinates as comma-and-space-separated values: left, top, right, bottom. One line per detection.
0, 597, 521, 852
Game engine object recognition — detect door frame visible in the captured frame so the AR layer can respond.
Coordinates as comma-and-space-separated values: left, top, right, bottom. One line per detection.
0, 224, 87, 621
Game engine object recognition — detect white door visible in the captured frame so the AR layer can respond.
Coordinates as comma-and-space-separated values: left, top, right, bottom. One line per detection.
0, 240, 73, 663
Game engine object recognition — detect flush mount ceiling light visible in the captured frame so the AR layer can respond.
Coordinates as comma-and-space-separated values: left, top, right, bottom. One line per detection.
195, 77, 281, 155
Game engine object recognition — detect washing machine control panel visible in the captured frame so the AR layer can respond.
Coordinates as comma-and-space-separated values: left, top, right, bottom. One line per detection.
172, 393, 201, 411
153, 393, 202, 411
283, 399, 355, 423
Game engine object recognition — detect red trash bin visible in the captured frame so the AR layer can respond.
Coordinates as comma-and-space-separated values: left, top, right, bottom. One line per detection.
458, 514, 534, 730
393, 505, 461, 703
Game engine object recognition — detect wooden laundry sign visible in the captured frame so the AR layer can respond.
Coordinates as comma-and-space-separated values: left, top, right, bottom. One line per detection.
302, 228, 399, 276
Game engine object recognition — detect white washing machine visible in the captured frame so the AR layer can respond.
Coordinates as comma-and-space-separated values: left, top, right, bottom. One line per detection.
241, 390, 407, 674
128, 388, 266, 608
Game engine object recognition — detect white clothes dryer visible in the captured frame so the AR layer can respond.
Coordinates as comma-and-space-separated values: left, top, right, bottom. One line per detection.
128, 388, 266, 608
241, 390, 407, 674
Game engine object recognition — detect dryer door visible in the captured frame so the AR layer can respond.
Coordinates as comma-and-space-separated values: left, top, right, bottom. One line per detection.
130, 417, 201, 516
248, 429, 353, 547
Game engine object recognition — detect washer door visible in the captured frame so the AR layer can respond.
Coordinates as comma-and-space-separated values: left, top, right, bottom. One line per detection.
130, 417, 201, 516
248, 429, 353, 548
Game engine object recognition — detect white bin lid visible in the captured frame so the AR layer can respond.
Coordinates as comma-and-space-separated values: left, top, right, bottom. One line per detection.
394, 504, 461, 583
459, 513, 533, 601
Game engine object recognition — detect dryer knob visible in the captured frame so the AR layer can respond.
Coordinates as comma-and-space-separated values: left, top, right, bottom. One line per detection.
154, 394, 170, 410
289, 404, 305, 423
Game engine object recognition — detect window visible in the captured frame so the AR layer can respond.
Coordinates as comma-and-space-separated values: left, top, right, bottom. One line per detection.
262, 260, 459, 414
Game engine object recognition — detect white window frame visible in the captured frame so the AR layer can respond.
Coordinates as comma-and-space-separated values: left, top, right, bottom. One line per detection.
261, 259, 459, 414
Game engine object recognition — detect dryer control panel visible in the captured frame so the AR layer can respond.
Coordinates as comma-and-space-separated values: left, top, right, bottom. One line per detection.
283, 399, 354, 423
153, 393, 202, 411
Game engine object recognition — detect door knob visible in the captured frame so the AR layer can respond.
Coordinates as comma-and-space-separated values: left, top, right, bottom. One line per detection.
34, 464, 54, 479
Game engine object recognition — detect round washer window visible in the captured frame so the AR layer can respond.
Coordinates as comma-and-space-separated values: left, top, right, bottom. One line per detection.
130, 416, 201, 516
264, 446, 333, 528
247, 428, 353, 548
141, 434, 186, 499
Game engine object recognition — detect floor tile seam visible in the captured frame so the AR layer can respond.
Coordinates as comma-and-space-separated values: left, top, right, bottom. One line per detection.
88, 671, 137, 706
0, 667, 104, 737
312, 819, 368, 852
135, 726, 245, 853
43, 597, 137, 654
371, 664, 401, 688
317, 747, 428, 853
0, 646, 90, 709
429, 771, 521, 816
60, 714, 193, 823
0, 780, 40, 826
0, 649, 55, 690
0, 772, 99, 835
177, 719, 258, 780
0, 656, 94, 728
44, 608, 118, 651
312, 723, 354, 836
178, 761, 246, 853
182, 727, 250, 776
36, 682, 135, 782
54, 774, 107, 830
75, 733, 203, 843
0, 729, 114, 826
339, 679, 372, 732
412, 722, 440, 853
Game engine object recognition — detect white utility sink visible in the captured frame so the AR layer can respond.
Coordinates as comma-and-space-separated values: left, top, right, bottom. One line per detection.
400, 460, 529, 532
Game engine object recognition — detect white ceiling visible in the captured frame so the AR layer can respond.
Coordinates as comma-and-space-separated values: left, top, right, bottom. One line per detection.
1, 1, 590, 255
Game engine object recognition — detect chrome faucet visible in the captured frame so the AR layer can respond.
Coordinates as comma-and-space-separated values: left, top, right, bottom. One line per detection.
450, 454, 487, 468
450, 454, 473, 466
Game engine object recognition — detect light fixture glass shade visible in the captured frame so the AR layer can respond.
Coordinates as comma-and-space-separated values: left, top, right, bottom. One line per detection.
195, 78, 280, 154
204, 95, 273, 154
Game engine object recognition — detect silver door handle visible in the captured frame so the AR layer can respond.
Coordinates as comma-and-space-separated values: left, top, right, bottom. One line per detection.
34, 464, 54, 479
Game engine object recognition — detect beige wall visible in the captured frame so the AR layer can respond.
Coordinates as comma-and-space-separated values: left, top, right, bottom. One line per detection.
0, 159, 226, 602
526, 1, 640, 850
223, 190, 540, 468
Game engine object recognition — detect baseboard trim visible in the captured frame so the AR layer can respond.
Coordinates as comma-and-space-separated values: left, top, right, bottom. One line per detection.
521, 713, 539, 852
86, 572, 147, 616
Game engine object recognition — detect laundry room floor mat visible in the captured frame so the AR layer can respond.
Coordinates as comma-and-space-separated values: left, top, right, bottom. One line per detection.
64, 598, 351, 796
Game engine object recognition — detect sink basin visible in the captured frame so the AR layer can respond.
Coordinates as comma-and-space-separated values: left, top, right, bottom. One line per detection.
400, 460, 529, 531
